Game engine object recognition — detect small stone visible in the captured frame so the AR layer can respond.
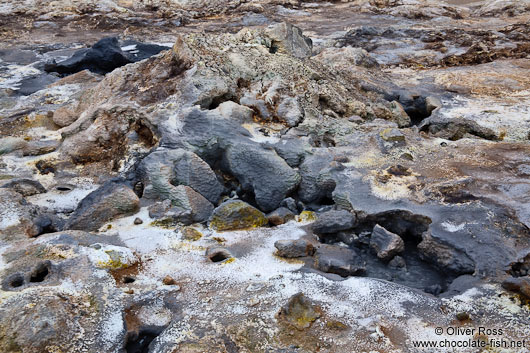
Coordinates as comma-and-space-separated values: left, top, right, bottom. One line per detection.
162, 275, 177, 285
370, 224, 405, 261
133, 217, 143, 225
278, 293, 320, 330
456, 312, 470, 321
181, 226, 203, 241
267, 207, 295, 226
275, 239, 315, 258
388, 255, 406, 269
380, 128, 405, 142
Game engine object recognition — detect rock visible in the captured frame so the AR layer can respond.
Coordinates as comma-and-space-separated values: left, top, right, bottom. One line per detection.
1, 178, 46, 196
209, 200, 268, 231
388, 255, 406, 269
274, 239, 315, 258
133, 217, 143, 225
425, 96, 442, 114
206, 247, 233, 262
22, 139, 61, 156
298, 153, 336, 204
314, 47, 379, 69
280, 197, 300, 213
277, 97, 303, 127
162, 275, 177, 285
45, 37, 131, 75
216, 101, 254, 123
265, 22, 313, 59
223, 143, 300, 212
0, 137, 27, 155
312, 210, 356, 235
139, 148, 223, 204
456, 312, 470, 321
502, 277, 530, 299
24, 214, 62, 237
272, 137, 309, 168
314, 244, 365, 277
148, 185, 214, 225
380, 128, 405, 142
65, 180, 140, 231
370, 224, 405, 261
267, 207, 295, 226
420, 116, 500, 141
52, 106, 78, 127
278, 293, 320, 330
181, 226, 203, 241
417, 231, 475, 275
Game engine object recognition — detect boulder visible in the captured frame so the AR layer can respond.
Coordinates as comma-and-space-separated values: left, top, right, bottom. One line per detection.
1, 178, 46, 196
277, 97, 304, 127
65, 181, 140, 231
45, 37, 131, 75
314, 244, 365, 277
419, 116, 500, 141
298, 153, 336, 204
223, 143, 300, 212
22, 140, 60, 156
267, 207, 295, 226
312, 210, 356, 235
265, 22, 313, 59
274, 239, 315, 258
52, 106, 78, 127
209, 200, 268, 231
148, 185, 214, 225
370, 224, 405, 261
216, 101, 254, 123
417, 231, 475, 275
139, 148, 223, 204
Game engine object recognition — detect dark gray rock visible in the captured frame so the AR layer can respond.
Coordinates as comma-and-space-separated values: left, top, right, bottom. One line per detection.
272, 137, 310, 168
24, 214, 63, 238
312, 210, 356, 235
138, 148, 223, 204
370, 224, 405, 261
223, 143, 300, 212
388, 255, 406, 269
65, 180, 140, 231
314, 244, 365, 277
267, 207, 295, 226
419, 115, 500, 141
274, 239, 315, 258
147, 186, 214, 225
280, 197, 299, 213
298, 153, 335, 204
1, 178, 46, 196
502, 277, 530, 299
417, 231, 475, 275
44, 37, 168, 75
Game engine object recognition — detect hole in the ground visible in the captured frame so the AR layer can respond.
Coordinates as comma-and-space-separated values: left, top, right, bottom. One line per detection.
30, 263, 50, 283
210, 252, 231, 263
123, 276, 136, 284
8, 274, 24, 288
56, 185, 73, 192
269, 40, 280, 54
125, 327, 164, 353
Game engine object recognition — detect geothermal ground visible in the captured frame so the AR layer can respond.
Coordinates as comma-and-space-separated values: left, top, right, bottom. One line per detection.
0, 0, 529, 352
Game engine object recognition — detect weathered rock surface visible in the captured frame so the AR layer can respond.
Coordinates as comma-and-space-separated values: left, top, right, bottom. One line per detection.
312, 210, 356, 235
314, 244, 365, 277
209, 200, 268, 231
370, 224, 405, 261
65, 181, 140, 231
274, 239, 315, 258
